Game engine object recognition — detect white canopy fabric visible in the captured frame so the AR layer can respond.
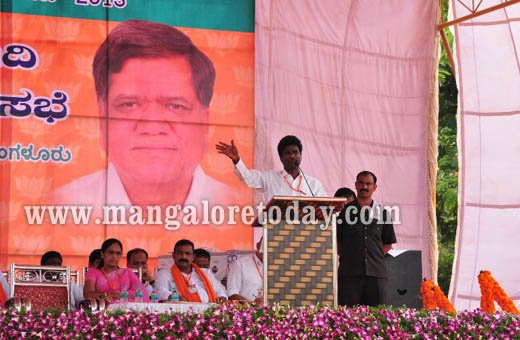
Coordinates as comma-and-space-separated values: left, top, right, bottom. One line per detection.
254, 0, 439, 277
450, 0, 520, 310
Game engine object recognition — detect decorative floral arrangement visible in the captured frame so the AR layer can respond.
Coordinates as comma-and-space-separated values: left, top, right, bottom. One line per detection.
432, 285, 457, 314
478, 270, 520, 315
478, 270, 496, 313
420, 279, 436, 309
420, 278, 456, 314
1, 304, 520, 339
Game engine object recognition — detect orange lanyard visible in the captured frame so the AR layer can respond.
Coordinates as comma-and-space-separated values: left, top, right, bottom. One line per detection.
102, 268, 119, 291
184, 269, 194, 285
186, 270, 197, 292
253, 255, 263, 280
282, 174, 307, 195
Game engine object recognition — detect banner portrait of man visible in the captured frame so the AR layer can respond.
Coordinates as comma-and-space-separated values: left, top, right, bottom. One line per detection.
52, 20, 235, 212
1, 8, 255, 267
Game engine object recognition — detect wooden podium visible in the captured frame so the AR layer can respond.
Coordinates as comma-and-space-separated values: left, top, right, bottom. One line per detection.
259, 196, 346, 307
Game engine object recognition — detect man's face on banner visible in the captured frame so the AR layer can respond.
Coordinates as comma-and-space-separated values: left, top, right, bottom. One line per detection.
100, 56, 209, 185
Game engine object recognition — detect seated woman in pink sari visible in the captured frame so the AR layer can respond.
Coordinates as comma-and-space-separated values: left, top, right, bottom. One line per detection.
83, 238, 150, 303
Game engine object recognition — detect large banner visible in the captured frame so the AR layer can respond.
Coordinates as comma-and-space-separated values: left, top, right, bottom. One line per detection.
0, 0, 255, 268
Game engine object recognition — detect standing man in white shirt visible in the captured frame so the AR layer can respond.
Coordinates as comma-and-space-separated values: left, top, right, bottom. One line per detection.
155, 239, 227, 303
227, 237, 264, 304
216, 135, 327, 202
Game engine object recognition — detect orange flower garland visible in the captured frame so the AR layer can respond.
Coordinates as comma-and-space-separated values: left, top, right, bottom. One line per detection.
420, 278, 456, 313
478, 270, 519, 315
420, 279, 437, 310
492, 279, 520, 314
421, 272, 518, 315
433, 284, 457, 314
478, 270, 495, 313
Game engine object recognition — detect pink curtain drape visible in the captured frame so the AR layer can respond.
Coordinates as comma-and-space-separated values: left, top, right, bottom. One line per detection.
255, 0, 439, 277
450, 0, 520, 310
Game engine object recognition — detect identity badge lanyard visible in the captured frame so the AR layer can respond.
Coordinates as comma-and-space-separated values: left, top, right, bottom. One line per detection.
187, 271, 197, 293
253, 255, 263, 280
283, 174, 307, 195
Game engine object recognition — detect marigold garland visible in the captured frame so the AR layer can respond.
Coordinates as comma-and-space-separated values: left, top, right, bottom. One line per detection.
420, 279, 436, 310
433, 284, 457, 314
420, 278, 456, 314
419, 271, 519, 316
478, 270, 519, 315
492, 278, 520, 314
478, 270, 496, 313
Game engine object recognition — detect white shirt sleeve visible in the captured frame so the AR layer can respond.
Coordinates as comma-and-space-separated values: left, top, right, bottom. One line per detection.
313, 180, 327, 197
203, 269, 227, 299
234, 159, 267, 191
145, 282, 154, 296
0, 271, 9, 297
226, 261, 243, 297
155, 269, 174, 300
71, 283, 84, 309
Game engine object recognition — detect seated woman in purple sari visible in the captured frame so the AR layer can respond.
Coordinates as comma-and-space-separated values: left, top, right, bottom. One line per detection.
83, 238, 150, 303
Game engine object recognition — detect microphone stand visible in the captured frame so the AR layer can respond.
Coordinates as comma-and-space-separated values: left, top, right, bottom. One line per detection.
295, 162, 315, 197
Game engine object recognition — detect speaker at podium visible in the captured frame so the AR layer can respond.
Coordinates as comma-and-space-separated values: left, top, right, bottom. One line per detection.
385, 250, 423, 309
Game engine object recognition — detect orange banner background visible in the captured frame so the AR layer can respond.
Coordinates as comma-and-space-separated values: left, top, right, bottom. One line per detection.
0, 13, 255, 270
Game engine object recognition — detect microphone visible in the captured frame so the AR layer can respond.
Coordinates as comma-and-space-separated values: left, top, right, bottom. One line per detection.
295, 161, 315, 197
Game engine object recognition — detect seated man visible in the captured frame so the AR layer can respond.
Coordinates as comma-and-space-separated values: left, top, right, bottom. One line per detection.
155, 239, 227, 303
41, 250, 83, 308
41, 251, 62, 267
88, 249, 102, 268
227, 237, 264, 303
126, 248, 155, 295
193, 248, 211, 269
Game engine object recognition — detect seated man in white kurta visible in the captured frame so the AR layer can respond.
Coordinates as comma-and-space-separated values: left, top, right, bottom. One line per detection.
217, 135, 327, 203
155, 239, 226, 303
227, 237, 264, 304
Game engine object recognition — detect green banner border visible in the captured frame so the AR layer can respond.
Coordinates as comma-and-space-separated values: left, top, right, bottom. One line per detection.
0, 0, 254, 33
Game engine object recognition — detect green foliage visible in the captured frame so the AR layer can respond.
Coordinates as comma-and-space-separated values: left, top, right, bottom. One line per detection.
437, 243, 455, 294
436, 2, 459, 294
437, 126, 458, 245
436, 0, 458, 295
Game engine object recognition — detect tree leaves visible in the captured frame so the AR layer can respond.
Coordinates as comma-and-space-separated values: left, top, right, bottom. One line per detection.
437, 0, 458, 294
